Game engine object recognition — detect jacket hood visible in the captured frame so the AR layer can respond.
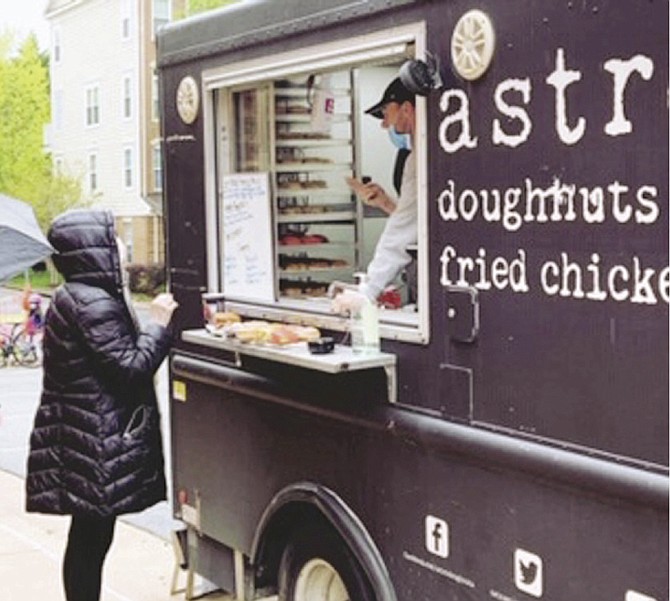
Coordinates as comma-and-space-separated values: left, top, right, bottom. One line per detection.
48, 209, 123, 294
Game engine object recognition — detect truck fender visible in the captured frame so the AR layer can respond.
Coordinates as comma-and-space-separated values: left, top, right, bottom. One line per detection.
250, 480, 397, 601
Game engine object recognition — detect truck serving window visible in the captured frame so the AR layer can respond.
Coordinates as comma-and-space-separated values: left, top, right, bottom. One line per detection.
203, 25, 428, 343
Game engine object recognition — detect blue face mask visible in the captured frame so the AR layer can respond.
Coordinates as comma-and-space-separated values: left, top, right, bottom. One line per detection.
388, 125, 411, 150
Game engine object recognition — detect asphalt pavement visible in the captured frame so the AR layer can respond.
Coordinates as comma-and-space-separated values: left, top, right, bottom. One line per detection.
0, 287, 230, 600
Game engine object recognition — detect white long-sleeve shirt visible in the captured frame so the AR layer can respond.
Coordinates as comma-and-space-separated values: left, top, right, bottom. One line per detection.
360, 152, 417, 300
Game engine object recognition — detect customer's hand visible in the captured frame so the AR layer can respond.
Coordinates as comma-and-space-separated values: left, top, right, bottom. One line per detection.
149, 293, 179, 327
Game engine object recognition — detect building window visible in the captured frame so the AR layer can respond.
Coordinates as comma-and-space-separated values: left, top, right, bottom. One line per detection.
123, 75, 132, 119
85, 85, 100, 126
153, 0, 169, 37
122, 218, 134, 263
52, 28, 61, 63
123, 147, 134, 189
121, 0, 131, 40
153, 143, 163, 191
152, 70, 159, 121
88, 153, 98, 193
53, 89, 63, 130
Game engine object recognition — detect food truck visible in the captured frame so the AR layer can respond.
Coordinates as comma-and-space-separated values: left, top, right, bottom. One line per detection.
156, 1, 668, 599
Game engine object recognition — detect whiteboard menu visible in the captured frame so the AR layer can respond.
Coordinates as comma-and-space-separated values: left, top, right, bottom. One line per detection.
221, 172, 275, 302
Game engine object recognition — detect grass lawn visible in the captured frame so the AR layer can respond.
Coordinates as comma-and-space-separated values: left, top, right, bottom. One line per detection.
6, 269, 60, 294
5, 269, 158, 304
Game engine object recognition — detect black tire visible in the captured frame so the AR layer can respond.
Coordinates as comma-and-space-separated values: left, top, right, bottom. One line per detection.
0, 327, 13, 367
11, 326, 40, 367
278, 522, 376, 601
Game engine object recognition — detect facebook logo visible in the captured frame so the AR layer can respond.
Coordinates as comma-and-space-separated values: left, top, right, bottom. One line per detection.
424, 515, 449, 558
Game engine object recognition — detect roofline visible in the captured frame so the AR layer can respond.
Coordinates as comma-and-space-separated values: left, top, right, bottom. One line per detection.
45, 0, 85, 20
157, 0, 418, 69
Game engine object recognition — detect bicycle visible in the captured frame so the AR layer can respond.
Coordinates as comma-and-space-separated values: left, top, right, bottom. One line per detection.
0, 322, 39, 367
0, 294, 44, 368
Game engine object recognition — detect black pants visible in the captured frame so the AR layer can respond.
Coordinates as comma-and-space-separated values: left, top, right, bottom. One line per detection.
63, 515, 117, 601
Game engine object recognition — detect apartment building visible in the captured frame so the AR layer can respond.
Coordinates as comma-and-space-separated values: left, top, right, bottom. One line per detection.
45, 0, 185, 264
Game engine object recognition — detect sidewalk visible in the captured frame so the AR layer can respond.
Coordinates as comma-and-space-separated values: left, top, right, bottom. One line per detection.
0, 469, 228, 601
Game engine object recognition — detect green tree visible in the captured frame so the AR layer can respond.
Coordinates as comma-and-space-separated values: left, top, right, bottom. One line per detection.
0, 32, 49, 200
0, 30, 83, 230
175, 0, 239, 20
33, 166, 86, 231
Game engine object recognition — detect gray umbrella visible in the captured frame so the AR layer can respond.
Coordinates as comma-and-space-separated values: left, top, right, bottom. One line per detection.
0, 194, 54, 282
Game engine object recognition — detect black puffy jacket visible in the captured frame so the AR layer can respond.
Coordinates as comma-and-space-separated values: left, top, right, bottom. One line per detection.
26, 209, 172, 517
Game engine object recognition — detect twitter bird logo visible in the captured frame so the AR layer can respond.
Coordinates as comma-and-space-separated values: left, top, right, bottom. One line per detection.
514, 548, 543, 597
519, 558, 537, 584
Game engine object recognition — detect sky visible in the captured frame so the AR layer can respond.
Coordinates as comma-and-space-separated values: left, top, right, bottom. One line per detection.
1, 0, 50, 51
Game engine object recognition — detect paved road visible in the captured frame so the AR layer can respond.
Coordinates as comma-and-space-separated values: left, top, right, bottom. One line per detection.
0, 288, 179, 540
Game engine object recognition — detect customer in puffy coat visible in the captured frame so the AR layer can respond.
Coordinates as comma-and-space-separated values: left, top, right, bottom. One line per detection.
25, 208, 178, 601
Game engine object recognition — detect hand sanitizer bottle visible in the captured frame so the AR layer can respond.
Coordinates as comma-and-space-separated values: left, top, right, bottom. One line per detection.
351, 273, 380, 355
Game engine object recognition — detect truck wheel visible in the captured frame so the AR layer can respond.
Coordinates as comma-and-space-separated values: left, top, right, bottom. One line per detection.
278, 524, 375, 601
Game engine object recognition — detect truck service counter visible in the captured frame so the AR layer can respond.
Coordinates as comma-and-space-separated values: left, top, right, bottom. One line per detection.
181, 329, 398, 403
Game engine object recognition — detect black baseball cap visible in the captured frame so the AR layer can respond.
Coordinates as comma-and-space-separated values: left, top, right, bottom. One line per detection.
364, 77, 415, 119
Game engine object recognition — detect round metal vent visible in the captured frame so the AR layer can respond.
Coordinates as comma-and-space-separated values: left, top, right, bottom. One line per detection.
451, 9, 496, 81
176, 76, 200, 125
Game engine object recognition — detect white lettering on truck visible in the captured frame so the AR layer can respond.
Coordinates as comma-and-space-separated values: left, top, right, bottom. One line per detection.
545, 48, 586, 145
604, 55, 654, 136
439, 48, 654, 150
435, 45, 665, 305
441, 247, 669, 305
492, 78, 532, 148
436, 178, 659, 233
439, 89, 478, 153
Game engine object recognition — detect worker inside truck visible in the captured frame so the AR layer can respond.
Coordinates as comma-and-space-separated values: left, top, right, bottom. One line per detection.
210, 27, 428, 342
332, 75, 418, 314
270, 65, 419, 306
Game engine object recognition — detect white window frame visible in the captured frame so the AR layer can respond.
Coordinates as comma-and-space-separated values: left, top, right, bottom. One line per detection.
123, 146, 134, 189
121, 0, 132, 40
85, 84, 100, 127
122, 74, 133, 120
53, 89, 63, 131
88, 152, 98, 193
201, 22, 430, 344
52, 27, 61, 64
151, 68, 159, 122
152, 0, 170, 39
152, 141, 163, 191
122, 218, 134, 262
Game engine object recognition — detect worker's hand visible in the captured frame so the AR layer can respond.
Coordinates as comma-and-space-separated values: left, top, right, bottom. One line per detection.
331, 289, 367, 315
361, 183, 396, 214
327, 280, 356, 299
345, 177, 396, 214
149, 292, 179, 327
